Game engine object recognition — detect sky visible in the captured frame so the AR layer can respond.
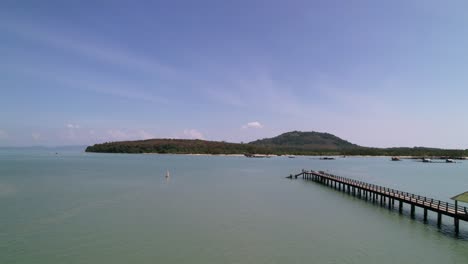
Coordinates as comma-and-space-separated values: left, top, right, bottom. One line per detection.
1, 0, 468, 148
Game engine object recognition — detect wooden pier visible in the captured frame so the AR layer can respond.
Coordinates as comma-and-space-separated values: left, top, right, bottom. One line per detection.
290, 170, 468, 234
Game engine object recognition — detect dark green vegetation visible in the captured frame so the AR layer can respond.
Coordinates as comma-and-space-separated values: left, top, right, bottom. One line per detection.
86, 139, 272, 155
85, 131, 468, 157
250, 131, 358, 150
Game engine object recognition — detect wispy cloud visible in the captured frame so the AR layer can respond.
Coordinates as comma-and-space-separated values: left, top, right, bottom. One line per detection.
137, 130, 154, 140
242, 121, 264, 129
183, 129, 205, 140
12, 64, 170, 105
107, 130, 129, 141
1, 19, 173, 105
66, 124, 80, 129
0, 20, 176, 78
106, 129, 155, 141
201, 68, 324, 118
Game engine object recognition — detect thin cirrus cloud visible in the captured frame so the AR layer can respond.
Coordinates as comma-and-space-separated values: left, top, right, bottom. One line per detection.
1, 19, 174, 105
0, 19, 176, 78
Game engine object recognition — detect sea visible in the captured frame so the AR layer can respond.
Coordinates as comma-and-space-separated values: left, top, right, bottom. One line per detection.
1, 148, 468, 263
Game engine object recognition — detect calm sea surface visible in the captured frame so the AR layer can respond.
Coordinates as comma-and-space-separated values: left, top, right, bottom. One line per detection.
1, 149, 468, 263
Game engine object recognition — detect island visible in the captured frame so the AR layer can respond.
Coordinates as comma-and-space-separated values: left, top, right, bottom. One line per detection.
85, 131, 468, 158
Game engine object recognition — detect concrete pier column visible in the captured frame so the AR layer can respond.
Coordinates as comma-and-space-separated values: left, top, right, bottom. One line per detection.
437, 213, 442, 228
424, 208, 428, 222
399, 201, 403, 213
411, 205, 415, 219
455, 200, 459, 235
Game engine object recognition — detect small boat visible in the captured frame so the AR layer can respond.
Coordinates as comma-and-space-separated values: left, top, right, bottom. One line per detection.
165, 170, 170, 178
422, 158, 432, 163
320, 157, 335, 160
446, 159, 455, 163
391, 157, 401, 161
288, 156, 295, 158
244, 153, 269, 158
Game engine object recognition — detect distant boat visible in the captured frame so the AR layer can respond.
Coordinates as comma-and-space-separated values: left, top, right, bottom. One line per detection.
446, 159, 455, 163
165, 170, 170, 178
288, 156, 295, 158
244, 153, 269, 158
391, 157, 401, 161
422, 158, 432, 163
320, 157, 335, 160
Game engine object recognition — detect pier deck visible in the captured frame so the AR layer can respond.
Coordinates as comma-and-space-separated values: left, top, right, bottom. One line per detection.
290, 170, 468, 234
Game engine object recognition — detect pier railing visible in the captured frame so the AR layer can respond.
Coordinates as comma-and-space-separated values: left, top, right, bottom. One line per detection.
304, 171, 468, 216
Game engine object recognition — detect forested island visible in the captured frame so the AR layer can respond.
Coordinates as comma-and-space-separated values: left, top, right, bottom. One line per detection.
85, 131, 468, 158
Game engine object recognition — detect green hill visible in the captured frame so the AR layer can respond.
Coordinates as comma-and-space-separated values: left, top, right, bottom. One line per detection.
249, 131, 359, 150
85, 130, 468, 157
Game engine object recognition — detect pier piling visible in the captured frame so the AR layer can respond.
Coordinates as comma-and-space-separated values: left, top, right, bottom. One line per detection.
294, 170, 467, 235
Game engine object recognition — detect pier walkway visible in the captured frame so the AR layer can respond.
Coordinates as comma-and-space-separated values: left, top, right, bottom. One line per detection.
290, 170, 468, 234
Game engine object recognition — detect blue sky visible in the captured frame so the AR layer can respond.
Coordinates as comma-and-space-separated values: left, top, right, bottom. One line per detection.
1, 0, 468, 148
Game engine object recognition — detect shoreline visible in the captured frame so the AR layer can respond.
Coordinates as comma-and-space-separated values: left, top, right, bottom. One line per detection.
100, 152, 468, 159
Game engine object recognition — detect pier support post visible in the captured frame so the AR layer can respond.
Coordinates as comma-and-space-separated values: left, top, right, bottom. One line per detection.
437, 213, 442, 228
399, 201, 403, 213
388, 199, 392, 209
411, 205, 415, 219
423, 208, 428, 222
455, 200, 459, 235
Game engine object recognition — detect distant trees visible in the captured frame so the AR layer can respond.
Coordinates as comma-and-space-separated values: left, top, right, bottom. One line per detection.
85, 136, 468, 157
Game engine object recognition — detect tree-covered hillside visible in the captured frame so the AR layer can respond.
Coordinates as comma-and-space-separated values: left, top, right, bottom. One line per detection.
85, 139, 273, 154
249, 131, 359, 150
85, 131, 468, 158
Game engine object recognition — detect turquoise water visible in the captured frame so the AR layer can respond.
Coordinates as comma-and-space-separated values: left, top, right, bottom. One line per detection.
1, 150, 468, 263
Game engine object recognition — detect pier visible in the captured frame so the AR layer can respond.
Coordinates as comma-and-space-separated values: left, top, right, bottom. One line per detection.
289, 170, 468, 235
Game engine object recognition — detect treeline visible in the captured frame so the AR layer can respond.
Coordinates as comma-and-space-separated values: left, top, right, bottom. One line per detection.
85, 139, 468, 157
340, 147, 468, 158
85, 139, 274, 155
